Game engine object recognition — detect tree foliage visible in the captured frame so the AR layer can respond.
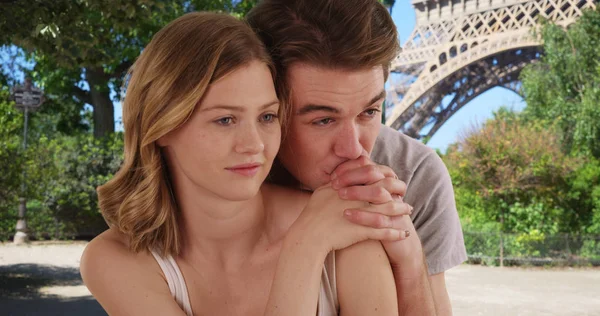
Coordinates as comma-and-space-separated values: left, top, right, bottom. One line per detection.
0, 87, 24, 209
0, 0, 257, 137
521, 7, 600, 158
444, 108, 584, 233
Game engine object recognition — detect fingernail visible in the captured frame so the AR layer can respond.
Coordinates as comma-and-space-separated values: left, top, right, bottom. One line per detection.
404, 230, 410, 238
408, 205, 413, 214
344, 209, 353, 217
330, 172, 337, 180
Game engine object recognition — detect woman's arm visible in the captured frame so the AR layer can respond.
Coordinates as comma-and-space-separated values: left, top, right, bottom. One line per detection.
80, 233, 187, 316
263, 228, 329, 316
337, 240, 398, 316
264, 185, 408, 316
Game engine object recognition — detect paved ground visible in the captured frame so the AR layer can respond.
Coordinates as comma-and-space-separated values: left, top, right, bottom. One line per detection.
1, 241, 599, 316
0, 242, 105, 316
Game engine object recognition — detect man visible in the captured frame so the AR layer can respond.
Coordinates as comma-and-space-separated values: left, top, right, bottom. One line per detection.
247, 0, 467, 315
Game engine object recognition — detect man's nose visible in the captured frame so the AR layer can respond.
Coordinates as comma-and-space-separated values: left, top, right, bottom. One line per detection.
333, 123, 363, 160
235, 123, 265, 154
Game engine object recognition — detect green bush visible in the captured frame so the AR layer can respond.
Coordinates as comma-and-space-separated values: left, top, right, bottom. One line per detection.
580, 238, 600, 262
0, 131, 123, 241
462, 222, 502, 266
508, 229, 546, 258
39, 133, 123, 237
0, 88, 24, 240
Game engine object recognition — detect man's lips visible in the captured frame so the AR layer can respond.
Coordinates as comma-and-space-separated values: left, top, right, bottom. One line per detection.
226, 163, 262, 176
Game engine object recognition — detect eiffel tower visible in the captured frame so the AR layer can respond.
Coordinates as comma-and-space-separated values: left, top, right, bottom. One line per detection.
385, 0, 598, 139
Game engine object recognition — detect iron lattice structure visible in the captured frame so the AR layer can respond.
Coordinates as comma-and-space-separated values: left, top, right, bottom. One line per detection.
385, 0, 598, 139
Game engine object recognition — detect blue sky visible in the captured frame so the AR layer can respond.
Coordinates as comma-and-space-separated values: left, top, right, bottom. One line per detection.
389, 1, 526, 152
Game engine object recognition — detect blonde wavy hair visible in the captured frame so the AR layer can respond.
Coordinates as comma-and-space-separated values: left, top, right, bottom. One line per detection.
97, 12, 277, 257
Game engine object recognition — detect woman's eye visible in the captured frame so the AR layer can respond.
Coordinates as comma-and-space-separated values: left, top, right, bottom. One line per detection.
216, 117, 233, 125
261, 113, 278, 123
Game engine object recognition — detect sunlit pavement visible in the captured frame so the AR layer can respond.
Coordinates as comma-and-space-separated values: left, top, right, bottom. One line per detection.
446, 264, 600, 316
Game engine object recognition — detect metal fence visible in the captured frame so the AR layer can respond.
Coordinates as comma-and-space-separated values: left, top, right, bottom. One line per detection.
463, 231, 600, 266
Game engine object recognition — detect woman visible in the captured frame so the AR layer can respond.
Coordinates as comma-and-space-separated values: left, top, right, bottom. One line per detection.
80, 12, 411, 316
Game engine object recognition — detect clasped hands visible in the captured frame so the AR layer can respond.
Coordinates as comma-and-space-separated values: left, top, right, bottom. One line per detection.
327, 155, 425, 273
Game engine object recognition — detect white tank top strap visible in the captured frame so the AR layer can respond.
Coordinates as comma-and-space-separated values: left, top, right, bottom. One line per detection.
318, 250, 339, 315
150, 249, 193, 316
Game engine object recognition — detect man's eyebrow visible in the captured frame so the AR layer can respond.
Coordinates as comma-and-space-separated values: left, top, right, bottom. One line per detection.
364, 90, 386, 109
296, 104, 340, 115
200, 100, 279, 112
297, 90, 386, 115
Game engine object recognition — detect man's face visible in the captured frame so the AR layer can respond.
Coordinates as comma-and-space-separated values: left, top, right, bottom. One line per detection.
278, 63, 385, 190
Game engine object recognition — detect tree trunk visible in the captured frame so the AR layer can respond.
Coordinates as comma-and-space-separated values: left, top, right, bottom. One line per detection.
86, 68, 115, 138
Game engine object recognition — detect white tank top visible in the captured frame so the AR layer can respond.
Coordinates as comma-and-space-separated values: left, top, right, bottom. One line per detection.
150, 250, 339, 315
150, 250, 193, 316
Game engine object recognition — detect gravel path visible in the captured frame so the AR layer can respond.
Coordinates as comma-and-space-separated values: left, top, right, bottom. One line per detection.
1, 241, 599, 316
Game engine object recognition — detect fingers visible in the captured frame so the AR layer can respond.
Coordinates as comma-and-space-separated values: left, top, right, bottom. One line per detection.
332, 163, 398, 189
364, 227, 411, 242
350, 200, 413, 217
332, 164, 384, 188
338, 177, 407, 204
380, 177, 407, 199
343, 201, 412, 228
331, 155, 372, 178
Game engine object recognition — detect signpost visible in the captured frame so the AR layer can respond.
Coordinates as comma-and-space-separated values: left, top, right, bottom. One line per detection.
10, 78, 44, 244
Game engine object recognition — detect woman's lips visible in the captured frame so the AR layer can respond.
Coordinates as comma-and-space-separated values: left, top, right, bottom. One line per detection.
226, 163, 262, 177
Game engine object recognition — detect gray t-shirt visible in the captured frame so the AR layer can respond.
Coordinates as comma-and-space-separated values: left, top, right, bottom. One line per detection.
371, 125, 467, 275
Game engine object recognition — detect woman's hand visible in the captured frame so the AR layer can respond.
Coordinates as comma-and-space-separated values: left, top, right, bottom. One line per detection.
287, 184, 412, 257
265, 184, 411, 316
330, 156, 426, 274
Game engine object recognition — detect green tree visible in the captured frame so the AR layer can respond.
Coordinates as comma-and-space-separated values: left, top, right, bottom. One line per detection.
444, 108, 582, 233
0, 0, 257, 137
521, 7, 600, 158
0, 86, 23, 209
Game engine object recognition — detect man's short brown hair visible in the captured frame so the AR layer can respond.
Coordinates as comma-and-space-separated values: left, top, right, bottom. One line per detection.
246, 0, 400, 112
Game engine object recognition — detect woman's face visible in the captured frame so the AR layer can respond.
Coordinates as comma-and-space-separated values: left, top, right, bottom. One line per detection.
160, 60, 280, 201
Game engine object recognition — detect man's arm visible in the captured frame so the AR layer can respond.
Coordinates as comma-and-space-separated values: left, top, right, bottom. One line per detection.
394, 256, 437, 315
383, 214, 437, 315
333, 150, 465, 315
342, 206, 437, 316
398, 150, 464, 316
430, 273, 452, 315
332, 157, 437, 315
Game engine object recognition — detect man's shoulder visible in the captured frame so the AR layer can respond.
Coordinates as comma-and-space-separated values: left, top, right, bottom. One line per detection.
371, 125, 439, 174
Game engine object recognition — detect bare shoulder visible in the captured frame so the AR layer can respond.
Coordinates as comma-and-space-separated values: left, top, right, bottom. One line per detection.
336, 241, 398, 316
80, 228, 156, 294
80, 228, 142, 281
80, 229, 184, 315
81, 228, 127, 258
261, 183, 311, 229
336, 240, 392, 274
337, 240, 388, 262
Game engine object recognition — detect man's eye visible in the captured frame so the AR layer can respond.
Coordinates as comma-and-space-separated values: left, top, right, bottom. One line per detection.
216, 117, 233, 125
363, 108, 381, 117
313, 118, 334, 126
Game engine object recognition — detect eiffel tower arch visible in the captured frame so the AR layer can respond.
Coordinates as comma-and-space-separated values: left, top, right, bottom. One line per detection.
385, 0, 598, 139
